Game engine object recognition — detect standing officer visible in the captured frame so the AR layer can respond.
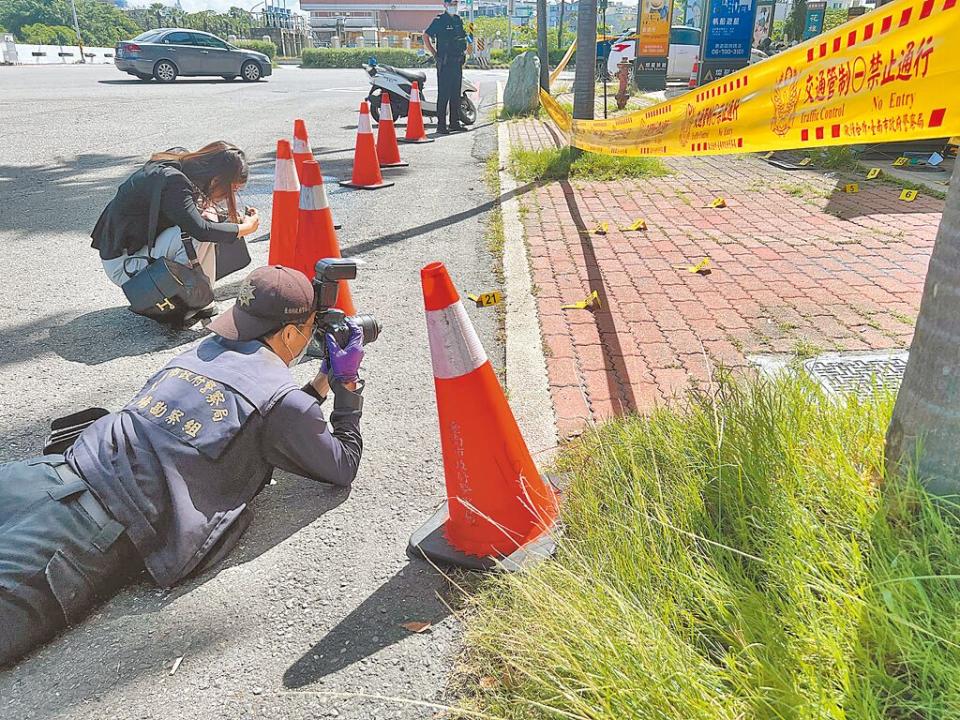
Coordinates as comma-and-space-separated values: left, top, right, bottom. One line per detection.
0, 266, 365, 666
423, 0, 472, 134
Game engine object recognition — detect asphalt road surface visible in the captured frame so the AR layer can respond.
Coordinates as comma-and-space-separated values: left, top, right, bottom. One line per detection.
0, 63, 507, 719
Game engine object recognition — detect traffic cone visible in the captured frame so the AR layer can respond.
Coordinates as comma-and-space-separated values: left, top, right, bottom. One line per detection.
399, 81, 434, 144
292, 119, 313, 181
339, 101, 395, 190
292, 159, 355, 314
375, 92, 409, 169
407, 262, 559, 571
688, 58, 699, 89
268, 139, 300, 267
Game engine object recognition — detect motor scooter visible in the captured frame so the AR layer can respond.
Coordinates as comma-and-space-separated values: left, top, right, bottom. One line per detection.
362, 61, 478, 126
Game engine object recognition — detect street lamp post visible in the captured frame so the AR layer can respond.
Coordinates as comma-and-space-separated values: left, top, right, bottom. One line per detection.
69, 0, 85, 64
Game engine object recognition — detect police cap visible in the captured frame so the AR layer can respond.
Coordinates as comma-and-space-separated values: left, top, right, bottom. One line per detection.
208, 265, 314, 341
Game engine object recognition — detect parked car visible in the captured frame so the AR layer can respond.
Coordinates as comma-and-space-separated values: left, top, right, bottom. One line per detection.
114, 29, 272, 83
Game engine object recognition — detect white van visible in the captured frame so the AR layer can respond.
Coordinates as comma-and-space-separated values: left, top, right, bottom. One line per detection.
606, 26, 701, 82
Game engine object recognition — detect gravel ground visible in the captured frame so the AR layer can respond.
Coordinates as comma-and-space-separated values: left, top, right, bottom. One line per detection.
0, 64, 507, 719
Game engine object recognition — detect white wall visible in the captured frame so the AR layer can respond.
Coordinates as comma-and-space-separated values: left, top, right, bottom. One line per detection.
8, 44, 116, 65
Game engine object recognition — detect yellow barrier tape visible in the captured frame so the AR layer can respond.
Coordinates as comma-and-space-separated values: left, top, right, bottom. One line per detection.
549, 40, 577, 84
538, 0, 960, 157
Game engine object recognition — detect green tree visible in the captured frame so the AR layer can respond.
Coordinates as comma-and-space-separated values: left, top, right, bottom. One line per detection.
823, 7, 847, 31
886, 163, 960, 495
0, 0, 141, 46
785, 0, 806, 42
19, 22, 77, 44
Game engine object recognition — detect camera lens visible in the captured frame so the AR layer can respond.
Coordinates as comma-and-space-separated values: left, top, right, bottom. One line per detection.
354, 314, 381, 345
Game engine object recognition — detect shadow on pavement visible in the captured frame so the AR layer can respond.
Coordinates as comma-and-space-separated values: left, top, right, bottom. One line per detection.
282, 561, 466, 688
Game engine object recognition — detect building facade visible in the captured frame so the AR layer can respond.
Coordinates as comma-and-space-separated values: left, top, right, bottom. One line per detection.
300, 0, 443, 46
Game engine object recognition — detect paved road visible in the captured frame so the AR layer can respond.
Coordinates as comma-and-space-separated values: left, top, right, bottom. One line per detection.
0, 64, 506, 719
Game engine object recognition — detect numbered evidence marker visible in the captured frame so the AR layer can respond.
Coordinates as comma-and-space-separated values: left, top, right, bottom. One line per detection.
899, 188, 919, 202
798, 157, 813, 166
866, 168, 882, 180
467, 291, 503, 308
708, 197, 727, 208
561, 290, 601, 311
843, 183, 859, 193
892, 156, 909, 166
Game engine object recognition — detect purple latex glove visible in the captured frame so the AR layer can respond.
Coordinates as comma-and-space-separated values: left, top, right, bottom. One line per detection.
326, 321, 364, 383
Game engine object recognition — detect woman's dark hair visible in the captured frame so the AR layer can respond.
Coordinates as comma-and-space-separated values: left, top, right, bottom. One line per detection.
151, 141, 249, 221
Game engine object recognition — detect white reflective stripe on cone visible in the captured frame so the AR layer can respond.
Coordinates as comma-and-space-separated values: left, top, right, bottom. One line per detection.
411, 87, 420, 103
274, 159, 300, 192
358, 110, 373, 135
299, 182, 329, 211
425, 301, 488, 380
381, 99, 393, 122
292, 138, 309, 153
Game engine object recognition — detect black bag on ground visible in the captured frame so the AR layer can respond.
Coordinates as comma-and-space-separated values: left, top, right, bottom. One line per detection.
120, 181, 214, 322
215, 237, 251, 280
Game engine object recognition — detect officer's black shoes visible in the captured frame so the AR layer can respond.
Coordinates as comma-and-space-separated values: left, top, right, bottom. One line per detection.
436, 126, 451, 135
448, 124, 467, 132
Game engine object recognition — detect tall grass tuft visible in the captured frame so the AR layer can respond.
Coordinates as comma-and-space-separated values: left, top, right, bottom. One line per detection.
458, 376, 960, 719
509, 146, 671, 182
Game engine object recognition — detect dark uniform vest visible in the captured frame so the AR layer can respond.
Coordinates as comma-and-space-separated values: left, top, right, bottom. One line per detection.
69, 338, 299, 587
431, 13, 467, 65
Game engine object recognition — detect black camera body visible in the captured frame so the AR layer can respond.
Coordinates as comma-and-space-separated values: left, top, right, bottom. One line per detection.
312, 258, 381, 355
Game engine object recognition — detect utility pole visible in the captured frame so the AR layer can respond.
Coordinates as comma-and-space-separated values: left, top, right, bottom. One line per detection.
507, 0, 515, 55
537, 0, 549, 90
69, 0, 85, 64
572, 0, 597, 122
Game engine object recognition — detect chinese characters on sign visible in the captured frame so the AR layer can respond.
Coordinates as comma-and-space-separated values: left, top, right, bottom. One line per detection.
700, 0, 759, 84
803, 0, 827, 40
636, 0, 674, 89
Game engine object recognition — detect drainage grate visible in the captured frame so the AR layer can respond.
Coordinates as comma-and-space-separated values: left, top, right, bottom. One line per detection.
803, 351, 908, 397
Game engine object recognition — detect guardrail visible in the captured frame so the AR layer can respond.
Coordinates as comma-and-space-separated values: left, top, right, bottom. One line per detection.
5, 44, 116, 65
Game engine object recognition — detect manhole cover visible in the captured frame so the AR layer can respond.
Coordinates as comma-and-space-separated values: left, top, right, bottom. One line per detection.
803, 351, 908, 396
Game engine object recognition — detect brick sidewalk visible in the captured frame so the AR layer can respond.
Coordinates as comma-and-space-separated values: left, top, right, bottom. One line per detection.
509, 120, 945, 439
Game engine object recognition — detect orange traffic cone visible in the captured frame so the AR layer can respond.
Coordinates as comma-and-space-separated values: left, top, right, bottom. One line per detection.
292, 159, 355, 314
375, 92, 408, 169
292, 119, 313, 181
688, 58, 700, 89
407, 262, 559, 571
399, 81, 434, 145
339, 101, 395, 191
268, 139, 300, 266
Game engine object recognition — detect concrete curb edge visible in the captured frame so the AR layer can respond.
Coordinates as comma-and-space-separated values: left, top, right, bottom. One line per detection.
496, 81, 559, 460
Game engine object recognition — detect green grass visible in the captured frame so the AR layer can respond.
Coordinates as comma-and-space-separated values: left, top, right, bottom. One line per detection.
509, 146, 671, 182
458, 375, 960, 719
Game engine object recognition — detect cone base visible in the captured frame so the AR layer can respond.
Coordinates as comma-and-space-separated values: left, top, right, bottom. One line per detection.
379, 160, 409, 168
338, 179, 395, 190
398, 137, 435, 144
406, 475, 561, 572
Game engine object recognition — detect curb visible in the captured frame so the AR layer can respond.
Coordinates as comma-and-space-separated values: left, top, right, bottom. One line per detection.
496, 81, 559, 460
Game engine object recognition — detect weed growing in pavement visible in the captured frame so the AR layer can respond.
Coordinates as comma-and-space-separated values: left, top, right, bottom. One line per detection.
483, 152, 508, 362
891, 311, 915, 325
509, 146, 671, 182
791, 337, 821, 359
779, 181, 830, 199
804, 146, 861, 172
457, 375, 960, 719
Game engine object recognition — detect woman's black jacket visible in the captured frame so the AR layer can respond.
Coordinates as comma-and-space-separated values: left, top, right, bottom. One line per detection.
91, 159, 240, 261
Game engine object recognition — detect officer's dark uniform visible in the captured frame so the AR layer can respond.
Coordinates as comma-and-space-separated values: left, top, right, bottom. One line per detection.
425, 10, 468, 131
0, 335, 362, 665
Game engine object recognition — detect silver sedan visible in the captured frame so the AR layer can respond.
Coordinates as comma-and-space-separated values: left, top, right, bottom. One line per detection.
114, 29, 272, 83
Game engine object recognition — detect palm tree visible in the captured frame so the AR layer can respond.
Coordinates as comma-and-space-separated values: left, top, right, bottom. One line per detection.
572, 0, 597, 119
886, 163, 960, 495
148, 2, 166, 29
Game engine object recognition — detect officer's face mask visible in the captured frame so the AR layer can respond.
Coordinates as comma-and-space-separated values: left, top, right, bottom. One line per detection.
284, 325, 311, 368
446, 4, 457, 14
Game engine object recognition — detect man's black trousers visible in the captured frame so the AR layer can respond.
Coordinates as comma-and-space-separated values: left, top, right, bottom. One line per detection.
436, 58, 463, 129
0, 457, 139, 666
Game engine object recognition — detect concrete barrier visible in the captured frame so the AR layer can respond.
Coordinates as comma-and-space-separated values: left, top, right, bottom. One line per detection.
9, 44, 115, 65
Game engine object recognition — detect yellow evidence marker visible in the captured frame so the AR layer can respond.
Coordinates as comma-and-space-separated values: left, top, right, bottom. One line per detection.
673, 257, 712, 275
467, 291, 503, 308
866, 168, 881, 180
625, 218, 647, 231
593, 222, 609, 235
798, 157, 813, 166
899, 189, 918, 202
892, 157, 909, 166
561, 290, 601, 311
762, 151, 775, 159
843, 183, 859, 193
708, 197, 727, 208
